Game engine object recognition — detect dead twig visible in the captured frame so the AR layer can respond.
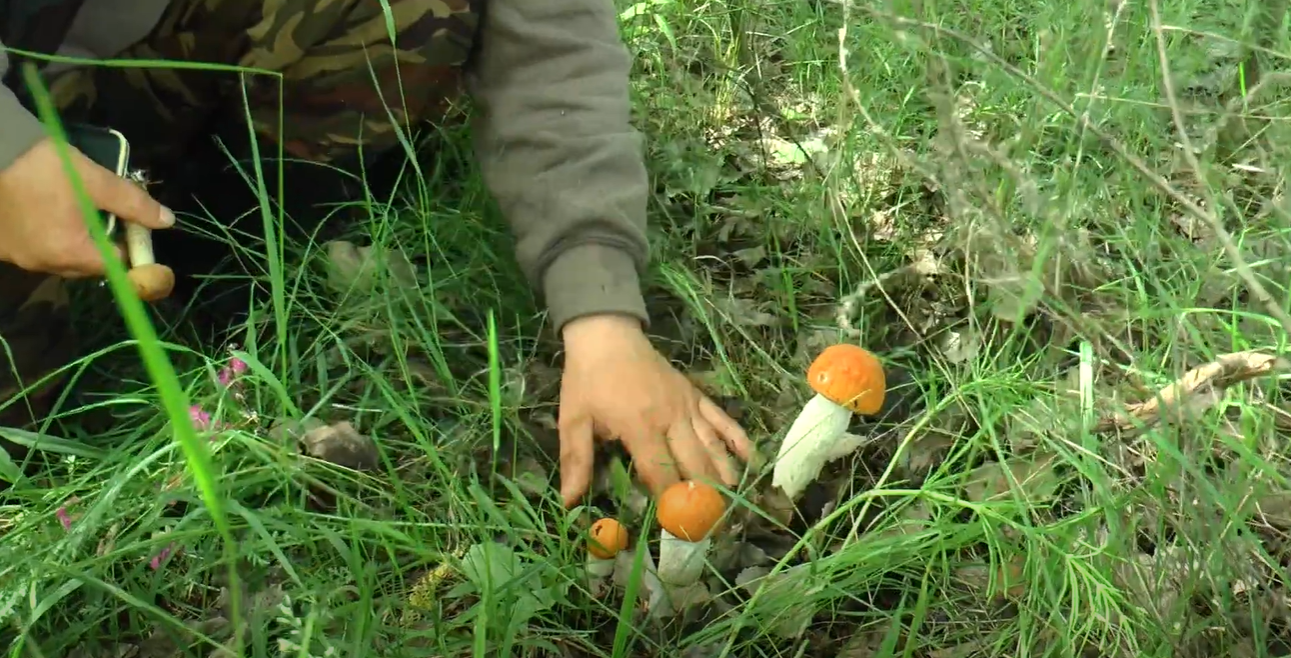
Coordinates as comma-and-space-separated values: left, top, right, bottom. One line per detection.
1095, 350, 1290, 433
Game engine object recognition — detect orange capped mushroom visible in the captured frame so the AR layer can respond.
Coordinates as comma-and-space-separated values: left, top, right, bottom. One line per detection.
773, 343, 887, 501
127, 263, 175, 302
586, 517, 630, 579
807, 344, 886, 415
657, 481, 726, 542
124, 222, 174, 302
655, 481, 726, 587
588, 518, 629, 559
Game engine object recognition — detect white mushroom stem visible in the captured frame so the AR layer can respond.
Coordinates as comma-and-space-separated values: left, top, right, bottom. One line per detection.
656, 529, 710, 586
585, 554, 615, 598
615, 546, 672, 618
586, 554, 616, 578
772, 393, 862, 501
125, 223, 155, 267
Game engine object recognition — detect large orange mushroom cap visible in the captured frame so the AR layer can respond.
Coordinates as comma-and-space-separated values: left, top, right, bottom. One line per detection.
657, 481, 726, 542
588, 518, 629, 559
807, 344, 886, 415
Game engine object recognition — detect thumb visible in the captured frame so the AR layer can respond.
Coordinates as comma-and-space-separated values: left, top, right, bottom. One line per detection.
80, 155, 175, 230
558, 415, 595, 508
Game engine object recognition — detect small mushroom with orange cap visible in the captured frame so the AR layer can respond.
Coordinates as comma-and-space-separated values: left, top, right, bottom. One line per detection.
586, 517, 629, 579
656, 480, 726, 587
772, 344, 886, 501
124, 222, 174, 302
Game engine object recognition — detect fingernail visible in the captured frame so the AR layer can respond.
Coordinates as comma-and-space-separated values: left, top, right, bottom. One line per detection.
159, 206, 176, 228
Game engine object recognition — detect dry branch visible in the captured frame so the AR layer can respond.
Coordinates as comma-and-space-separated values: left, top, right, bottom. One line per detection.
1096, 351, 1290, 433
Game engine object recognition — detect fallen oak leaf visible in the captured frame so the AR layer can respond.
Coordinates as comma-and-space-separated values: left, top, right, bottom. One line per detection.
272, 418, 380, 471
960, 452, 1061, 503
324, 240, 418, 295
954, 556, 1027, 600
735, 564, 825, 639
301, 421, 379, 471
711, 296, 783, 328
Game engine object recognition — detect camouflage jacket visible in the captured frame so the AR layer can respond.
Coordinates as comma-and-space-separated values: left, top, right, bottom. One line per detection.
0, 0, 649, 331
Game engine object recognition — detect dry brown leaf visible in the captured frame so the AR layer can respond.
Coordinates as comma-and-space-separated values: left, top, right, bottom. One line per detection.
835, 628, 891, 658
891, 501, 933, 537
834, 250, 944, 339
687, 369, 743, 399
954, 556, 1027, 600
709, 536, 770, 574
735, 564, 823, 638
1113, 549, 1189, 620
274, 418, 380, 471
711, 296, 783, 328
961, 452, 1061, 503
324, 240, 418, 295
939, 328, 981, 364
732, 245, 768, 268
505, 455, 550, 498
926, 636, 994, 658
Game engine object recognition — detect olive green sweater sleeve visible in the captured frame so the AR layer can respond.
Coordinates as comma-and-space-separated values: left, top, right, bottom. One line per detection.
466, 0, 650, 332
0, 46, 48, 172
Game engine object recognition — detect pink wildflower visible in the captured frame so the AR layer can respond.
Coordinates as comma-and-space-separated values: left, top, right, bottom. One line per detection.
55, 506, 72, 531
217, 357, 248, 387
149, 543, 177, 570
189, 405, 212, 431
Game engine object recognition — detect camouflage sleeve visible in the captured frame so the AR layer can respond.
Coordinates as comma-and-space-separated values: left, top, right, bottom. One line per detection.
0, 43, 46, 170
466, 0, 651, 333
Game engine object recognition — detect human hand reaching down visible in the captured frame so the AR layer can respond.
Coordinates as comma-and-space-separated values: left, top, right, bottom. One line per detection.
556, 313, 754, 507
0, 137, 173, 277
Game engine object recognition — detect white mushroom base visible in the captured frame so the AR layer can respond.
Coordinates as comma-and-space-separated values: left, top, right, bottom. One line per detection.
614, 546, 675, 617
656, 529, 710, 586
586, 555, 616, 578
772, 393, 863, 500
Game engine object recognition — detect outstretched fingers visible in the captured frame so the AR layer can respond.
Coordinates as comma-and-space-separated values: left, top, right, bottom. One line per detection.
558, 416, 596, 508
83, 152, 175, 231
692, 413, 739, 487
698, 395, 754, 462
619, 424, 682, 497
664, 418, 723, 487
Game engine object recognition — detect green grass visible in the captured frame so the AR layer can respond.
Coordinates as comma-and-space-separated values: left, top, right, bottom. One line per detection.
6, 0, 1291, 655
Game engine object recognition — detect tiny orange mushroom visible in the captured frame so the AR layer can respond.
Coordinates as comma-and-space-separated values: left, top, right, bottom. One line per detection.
773, 344, 887, 501
586, 517, 629, 579
588, 518, 629, 559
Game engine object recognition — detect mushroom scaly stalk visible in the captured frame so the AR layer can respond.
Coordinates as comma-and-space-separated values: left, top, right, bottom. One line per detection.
655, 481, 725, 587
772, 344, 885, 501
124, 222, 174, 302
772, 394, 862, 499
615, 545, 673, 617
658, 529, 708, 585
